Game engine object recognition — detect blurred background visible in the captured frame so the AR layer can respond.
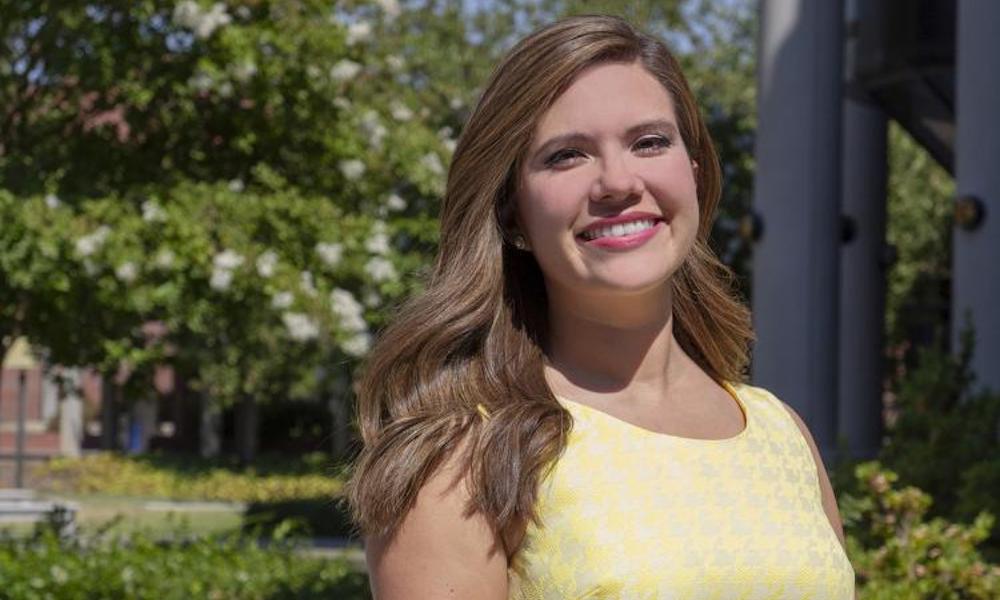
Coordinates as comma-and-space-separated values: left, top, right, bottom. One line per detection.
0, 0, 997, 597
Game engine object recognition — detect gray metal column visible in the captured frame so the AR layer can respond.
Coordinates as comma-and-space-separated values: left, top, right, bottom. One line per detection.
838, 99, 886, 460
953, 0, 1000, 392
753, 0, 844, 461
837, 0, 887, 462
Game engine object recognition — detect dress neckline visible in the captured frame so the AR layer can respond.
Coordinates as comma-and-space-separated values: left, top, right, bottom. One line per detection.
555, 381, 750, 444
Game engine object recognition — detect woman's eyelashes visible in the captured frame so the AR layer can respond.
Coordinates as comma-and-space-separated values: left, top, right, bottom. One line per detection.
544, 148, 585, 167
633, 134, 671, 154
543, 134, 673, 168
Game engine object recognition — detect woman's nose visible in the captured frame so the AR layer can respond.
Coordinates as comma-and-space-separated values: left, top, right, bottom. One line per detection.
590, 152, 644, 203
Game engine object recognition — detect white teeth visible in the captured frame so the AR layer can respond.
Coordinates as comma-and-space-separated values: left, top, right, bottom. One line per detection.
581, 219, 657, 241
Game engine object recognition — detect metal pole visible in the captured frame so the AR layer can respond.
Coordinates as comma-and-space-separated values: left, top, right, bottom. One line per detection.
15, 369, 27, 488
753, 0, 845, 462
953, 0, 1000, 391
838, 0, 888, 461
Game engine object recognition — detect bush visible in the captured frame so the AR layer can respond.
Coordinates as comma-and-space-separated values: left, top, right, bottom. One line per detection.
842, 462, 1000, 598
0, 517, 368, 600
873, 328, 1000, 554
28, 452, 343, 503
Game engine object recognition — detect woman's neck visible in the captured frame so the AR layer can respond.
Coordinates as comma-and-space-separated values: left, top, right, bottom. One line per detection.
543, 283, 688, 398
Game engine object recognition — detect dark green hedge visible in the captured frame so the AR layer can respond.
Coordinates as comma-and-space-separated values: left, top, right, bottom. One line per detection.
0, 521, 368, 600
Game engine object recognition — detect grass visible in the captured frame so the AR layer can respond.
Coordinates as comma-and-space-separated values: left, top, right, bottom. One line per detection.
1, 494, 243, 537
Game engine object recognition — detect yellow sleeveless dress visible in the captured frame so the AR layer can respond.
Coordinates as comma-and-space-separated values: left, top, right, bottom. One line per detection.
507, 382, 856, 599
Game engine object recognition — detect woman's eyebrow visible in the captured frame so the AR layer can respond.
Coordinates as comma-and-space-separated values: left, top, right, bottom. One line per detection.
627, 118, 679, 138
530, 118, 679, 161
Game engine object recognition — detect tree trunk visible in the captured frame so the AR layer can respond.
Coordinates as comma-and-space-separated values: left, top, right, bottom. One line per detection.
0, 338, 10, 438
199, 397, 222, 458
329, 395, 349, 460
100, 375, 118, 450
235, 393, 258, 466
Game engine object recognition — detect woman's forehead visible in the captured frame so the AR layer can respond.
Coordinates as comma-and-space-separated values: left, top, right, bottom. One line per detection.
532, 64, 675, 139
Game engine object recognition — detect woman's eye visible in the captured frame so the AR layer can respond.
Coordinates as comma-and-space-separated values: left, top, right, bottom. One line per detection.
545, 148, 585, 167
633, 135, 671, 154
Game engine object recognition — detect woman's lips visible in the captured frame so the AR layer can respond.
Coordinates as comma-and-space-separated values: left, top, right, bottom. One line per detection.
577, 220, 664, 250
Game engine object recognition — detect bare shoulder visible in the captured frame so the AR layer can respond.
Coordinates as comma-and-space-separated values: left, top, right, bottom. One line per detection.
774, 398, 848, 549
365, 443, 509, 599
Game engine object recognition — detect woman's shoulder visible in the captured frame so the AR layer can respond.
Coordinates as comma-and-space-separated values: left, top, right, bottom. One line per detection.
727, 381, 812, 434
727, 380, 784, 411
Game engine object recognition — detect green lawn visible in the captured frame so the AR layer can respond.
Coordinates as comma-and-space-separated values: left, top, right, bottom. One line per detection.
1, 494, 242, 536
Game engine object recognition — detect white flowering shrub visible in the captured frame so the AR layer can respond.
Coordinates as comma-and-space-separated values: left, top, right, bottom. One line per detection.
0, 0, 573, 457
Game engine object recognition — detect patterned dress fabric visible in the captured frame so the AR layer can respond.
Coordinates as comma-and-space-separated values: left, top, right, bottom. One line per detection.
507, 382, 856, 599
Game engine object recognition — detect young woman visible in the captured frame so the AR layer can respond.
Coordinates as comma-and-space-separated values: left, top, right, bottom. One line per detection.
348, 15, 856, 599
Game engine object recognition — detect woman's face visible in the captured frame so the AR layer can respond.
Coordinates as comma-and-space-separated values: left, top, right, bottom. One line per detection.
516, 61, 700, 303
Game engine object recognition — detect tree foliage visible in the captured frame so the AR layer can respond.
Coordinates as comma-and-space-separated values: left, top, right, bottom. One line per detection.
0, 0, 761, 452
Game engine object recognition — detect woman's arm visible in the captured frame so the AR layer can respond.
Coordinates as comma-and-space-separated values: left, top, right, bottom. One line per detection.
365, 451, 509, 599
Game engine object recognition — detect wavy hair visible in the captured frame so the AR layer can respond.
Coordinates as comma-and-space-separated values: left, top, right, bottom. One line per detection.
346, 14, 753, 555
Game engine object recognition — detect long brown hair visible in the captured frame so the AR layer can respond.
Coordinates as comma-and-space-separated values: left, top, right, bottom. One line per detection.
346, 14, 753, 553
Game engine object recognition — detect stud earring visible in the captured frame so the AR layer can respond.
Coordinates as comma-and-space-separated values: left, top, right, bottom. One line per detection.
512, 234, 530, 251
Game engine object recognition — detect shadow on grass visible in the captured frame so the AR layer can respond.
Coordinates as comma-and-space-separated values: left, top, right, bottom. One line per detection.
242, 496, 358, 540
128, 451, 346, 478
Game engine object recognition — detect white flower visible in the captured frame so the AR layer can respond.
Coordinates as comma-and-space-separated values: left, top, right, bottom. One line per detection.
232, 60, 257, 83
385, 193, 406, 211
300, 270, 317, 296
256, 250, 278, 278
316, 242, 343, 267
442, 138, 457, 153
365, 221, 391, 255
390, 101, 413, 122
174, 1, 231, 39
339, 159, 365, 181
330, 59, 362, 82
189, 71, 213, 92
332, 96, 351, 110
228, 178, 245, 192
282, 312, 319, 341
75, 225, 111, 257
420, 152, 445, 177
359, 110, 386, 150
376, 0, 402, 20
363, 290, 381, 307
210, 268, 234, 291
115, 262, 138, 283
449, 96, 464, 110
50, 565, 68, 585
213, 249, 244, 270
141, 200, 165, 222
306, 65, 321, 79
330, 288, 366, 332
83, 259, 99, 276
154, 249, 175, 269
217, 81, 233, 97
172, 1, 201, 28
385, 55, 405, 72
341, 332, 372, 357
271, 291, 294, 309
210, 249, 243, 291
45, 194, 60, 209
346, 21, 372, 46
364, 256, 397, 283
